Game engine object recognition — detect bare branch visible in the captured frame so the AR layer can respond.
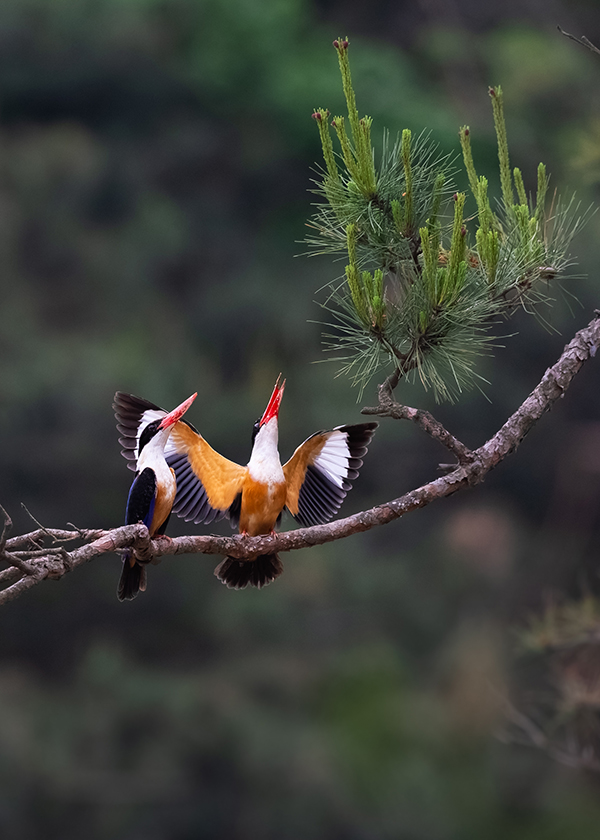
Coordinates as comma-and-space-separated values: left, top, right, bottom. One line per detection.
362, 397, 474, 465
0, 567, 21, 586
20, 502, 54, 535
1, 313, 600, 603
558, 26, 600, 57
5, 527, 105, 550
0, 553, 37, 577
0, 505, 38, 577
0, 505, 12, 549
0, 523, 152, 605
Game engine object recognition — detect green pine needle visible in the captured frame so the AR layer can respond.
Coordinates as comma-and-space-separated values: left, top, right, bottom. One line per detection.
307, 42, 590, 401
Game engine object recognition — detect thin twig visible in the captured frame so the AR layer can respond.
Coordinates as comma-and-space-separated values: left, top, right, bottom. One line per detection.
9, 548, 73, 559
0, 505, 13, 553
558, 26, 600, 57
0, 552, 37, 576
5, 527, 105, 550
66, 522, 88, 539
21, 504, 54, 540
363, 399, 474, 464
0, 505, 37, 576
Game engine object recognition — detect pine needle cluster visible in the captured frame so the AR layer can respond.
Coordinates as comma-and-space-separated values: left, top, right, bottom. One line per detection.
309, 38, 589, 401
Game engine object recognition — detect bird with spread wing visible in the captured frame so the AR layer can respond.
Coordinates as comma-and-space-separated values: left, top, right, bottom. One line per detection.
114, 377, 377, 589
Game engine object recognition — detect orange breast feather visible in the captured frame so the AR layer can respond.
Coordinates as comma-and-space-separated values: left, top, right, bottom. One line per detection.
238, 476, 287, 536
149, 467, 176, 536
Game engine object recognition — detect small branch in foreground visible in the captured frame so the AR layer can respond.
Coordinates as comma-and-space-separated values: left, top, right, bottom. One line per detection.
0, 506, 38, 577
1, 313, 600, 605
6, 527, 105, 550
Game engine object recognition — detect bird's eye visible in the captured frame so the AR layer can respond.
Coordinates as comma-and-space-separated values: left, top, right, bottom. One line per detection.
138, 419, 162, 454
251, 420, 260, 444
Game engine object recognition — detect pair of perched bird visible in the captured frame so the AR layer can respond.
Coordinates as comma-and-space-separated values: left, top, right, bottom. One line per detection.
113, 377, 377, 600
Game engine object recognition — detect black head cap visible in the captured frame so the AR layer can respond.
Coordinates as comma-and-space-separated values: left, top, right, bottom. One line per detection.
138, 419, 162, 455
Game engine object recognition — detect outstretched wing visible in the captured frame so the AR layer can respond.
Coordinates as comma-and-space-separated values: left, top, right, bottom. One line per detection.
165, 421, 247, 525
114, 391, 201, 472
114, 392, 167, 472
113, 391, 245, 525
283, 422, 377, 527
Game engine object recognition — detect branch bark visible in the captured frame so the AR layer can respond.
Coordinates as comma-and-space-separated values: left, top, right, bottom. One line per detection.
2, 313, 600, 604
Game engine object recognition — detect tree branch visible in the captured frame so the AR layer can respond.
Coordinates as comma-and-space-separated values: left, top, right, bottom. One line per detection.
362, 390, 475, 465
558, 26, 600, 57
2, 313, 599, 604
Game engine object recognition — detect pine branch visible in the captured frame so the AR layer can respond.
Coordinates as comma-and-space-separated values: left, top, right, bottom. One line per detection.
2, 313, 599, 605
310, 40, 590, 401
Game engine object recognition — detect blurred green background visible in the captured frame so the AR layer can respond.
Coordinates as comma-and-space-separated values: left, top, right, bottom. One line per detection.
2, 0, 600, 837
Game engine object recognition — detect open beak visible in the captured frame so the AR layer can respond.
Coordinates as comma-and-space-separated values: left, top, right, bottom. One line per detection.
259, 374, 285, 427
159, 392, 197, 430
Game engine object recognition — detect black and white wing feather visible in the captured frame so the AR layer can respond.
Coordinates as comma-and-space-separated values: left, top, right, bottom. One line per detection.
284, 422, 377, 527
113, 391, 199, 472
113, 392, 167, 472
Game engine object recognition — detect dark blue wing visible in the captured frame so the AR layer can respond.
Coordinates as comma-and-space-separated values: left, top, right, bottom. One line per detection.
125, 467, 157, 529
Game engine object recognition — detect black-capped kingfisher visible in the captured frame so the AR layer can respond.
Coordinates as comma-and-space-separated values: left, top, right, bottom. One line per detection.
114, 377, 377, 590
114, 391, 197, 601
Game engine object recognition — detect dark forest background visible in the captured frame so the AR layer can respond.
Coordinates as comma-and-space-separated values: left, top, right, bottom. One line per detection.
2, 0, 600, 837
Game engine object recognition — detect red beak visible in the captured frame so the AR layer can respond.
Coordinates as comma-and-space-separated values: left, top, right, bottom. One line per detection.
259, 375, 285, 427
159, 392, 197, 430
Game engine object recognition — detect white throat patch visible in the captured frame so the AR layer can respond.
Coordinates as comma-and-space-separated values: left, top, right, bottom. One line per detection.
137, 427, 175, 489
247, 419, 284, 484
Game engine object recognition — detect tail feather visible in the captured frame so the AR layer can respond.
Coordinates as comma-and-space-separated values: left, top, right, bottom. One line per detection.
117, 553, 147, 601
215, 554, 283, 590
